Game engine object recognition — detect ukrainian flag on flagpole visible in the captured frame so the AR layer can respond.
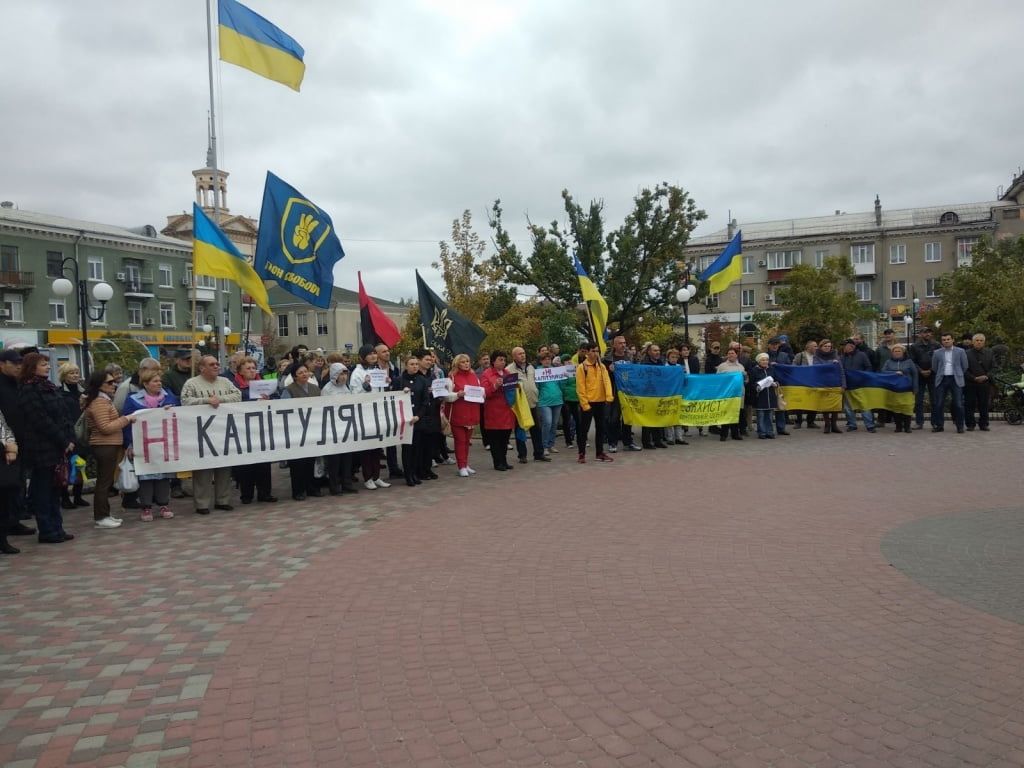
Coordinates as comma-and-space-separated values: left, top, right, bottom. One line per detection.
193, 203, 272, 314
573, 255, 608, 355
699, 230, 743, 295
218, 0, 305, 91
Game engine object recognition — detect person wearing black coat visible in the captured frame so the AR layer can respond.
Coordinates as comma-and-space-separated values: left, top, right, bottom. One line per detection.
16, 353, 75, 544
909, 328, 940, 429
0, 349, 35, 538
639, 345, 668, 449
398, 355, 436, 485
841, 339, 876, 431
57, 364, 90, 509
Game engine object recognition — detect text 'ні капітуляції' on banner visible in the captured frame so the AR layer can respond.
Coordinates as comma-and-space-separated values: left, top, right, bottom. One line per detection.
131, 391, 413, 475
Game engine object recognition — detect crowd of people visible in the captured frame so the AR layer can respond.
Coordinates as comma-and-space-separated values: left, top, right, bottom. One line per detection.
0, 326, 1013, 556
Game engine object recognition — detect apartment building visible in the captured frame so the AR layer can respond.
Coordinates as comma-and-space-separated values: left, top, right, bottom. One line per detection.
681, 173, 1024, 344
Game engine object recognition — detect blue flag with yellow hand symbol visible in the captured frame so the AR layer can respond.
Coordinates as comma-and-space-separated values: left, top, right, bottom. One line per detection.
254, 172, 345, 308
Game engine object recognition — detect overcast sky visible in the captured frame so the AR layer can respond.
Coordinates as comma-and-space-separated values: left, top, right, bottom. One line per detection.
2, 0, 1022, 302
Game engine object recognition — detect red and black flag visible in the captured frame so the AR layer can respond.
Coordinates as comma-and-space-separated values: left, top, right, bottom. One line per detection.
358, 272, 402, 348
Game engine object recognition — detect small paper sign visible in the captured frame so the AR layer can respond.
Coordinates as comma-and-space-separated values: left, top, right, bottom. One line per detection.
431, 377, 453, 398
463, 385, 485, 403
368, 369, 388, 389
247, 379, 278, 399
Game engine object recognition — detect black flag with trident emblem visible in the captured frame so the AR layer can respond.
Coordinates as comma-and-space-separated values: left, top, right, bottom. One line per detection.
415, 270, 487, 364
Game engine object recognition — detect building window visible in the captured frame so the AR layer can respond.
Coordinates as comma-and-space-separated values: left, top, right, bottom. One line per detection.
1002, 207, 1020, 220
46, 251, 63, 278
220, 278, 230, 293
855, 281, 872, 302
89, 305, 107, 326
277, 314, 289, 337
158, 264, 173, 288
87, 256, 104, 281
956, 237, 979, 267
193, 308, 204, 328
925, 278, 940, 298
704, 293, 719, 309
766, 250, 801, 270
741, 289, 755, 308
127, 302, 143, 327
296, 313, 309, 336
49, 299, 67, 324
2, 293, 24, 323
939, 211, 959, 224
814, 249, 828, 267
316, 312, 328, 336
0, 245, 17, 272
698, 255, 714, 272
924, 242, 941, 262
195, 273, 216, 289
159, 302, 175, 327
889, 244, 906, 265
741, 256, 753, 274
890, 280, 906, 300
850, 244, 874, 265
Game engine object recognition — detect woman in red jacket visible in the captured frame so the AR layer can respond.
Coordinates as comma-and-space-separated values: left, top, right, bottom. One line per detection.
444, 354, 482, 477
479, 350, 515, 471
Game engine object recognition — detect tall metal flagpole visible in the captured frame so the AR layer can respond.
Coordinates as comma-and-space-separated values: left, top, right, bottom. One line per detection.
205, 0, 227, 368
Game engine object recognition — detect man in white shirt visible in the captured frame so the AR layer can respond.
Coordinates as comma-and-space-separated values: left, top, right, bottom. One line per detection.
929, 332, 969, 433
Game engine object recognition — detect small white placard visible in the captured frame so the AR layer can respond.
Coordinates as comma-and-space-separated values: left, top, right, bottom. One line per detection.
431, 378, 453, 398
368, 369, 388, 389
463, 385, 485, 403
248, 379, 278, 399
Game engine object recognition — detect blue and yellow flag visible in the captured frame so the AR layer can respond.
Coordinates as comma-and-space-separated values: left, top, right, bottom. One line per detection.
613, 364, 685, 427
573, 255, 608, 355
680, 373, 743, 427
773, 364, 843, 412
192, 203, 271, 314
699, 230, 743, 295
218, 0, 305, 91
845, 370, 914, 416
254, 172, 345, 309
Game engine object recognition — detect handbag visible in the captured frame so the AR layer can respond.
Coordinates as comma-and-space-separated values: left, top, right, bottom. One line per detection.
74, 411, 91, 447
52, 459, 70, 489
777, 391, 788, 410
115, 455, 139, 493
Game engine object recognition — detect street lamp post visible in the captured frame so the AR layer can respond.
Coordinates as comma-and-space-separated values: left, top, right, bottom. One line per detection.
911, 296, 920, 343
675, 262, 698, 344
51, 259, 113, 379
198, 314, 231, 357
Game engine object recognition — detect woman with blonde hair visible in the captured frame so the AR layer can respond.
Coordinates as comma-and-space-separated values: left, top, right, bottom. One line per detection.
57, 362, 89, 509
445, 353, 481, 477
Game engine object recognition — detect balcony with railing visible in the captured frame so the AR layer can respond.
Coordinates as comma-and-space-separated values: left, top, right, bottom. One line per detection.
120, 269, 155, 298
0, 270, 34, 290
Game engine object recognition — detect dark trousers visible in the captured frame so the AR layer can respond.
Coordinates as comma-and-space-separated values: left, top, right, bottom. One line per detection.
385, 445, 401, 475
238, 462, 273, 502
915, 374, 935, 426
964, 381, 990, 428
579, 402, 607, 457
484, 428, 511, 469
515, 408, 544, 460
92, 445, 119, 521
932, 378, 964, 429
401, 443, 418, 483
414, 431, 434, 478
288, 457, 316, 497
794, 410, 817, 426
562, 402, 580, 445
29, 464, 64, 541
326, 452, 355, 492
641, 427, 664, 447
360, 449, 382, 482
606, 398, 634, 447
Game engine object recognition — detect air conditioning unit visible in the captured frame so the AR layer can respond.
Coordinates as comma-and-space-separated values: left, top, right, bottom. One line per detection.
765, 294, 775, 303
185, 321, 193, 329
180, 276, 191, 286
879, 313, 889, 321
0, 308, 10, 319
116, 272, 126, 281
144, 317, 155, 327
757, 260, 767, 267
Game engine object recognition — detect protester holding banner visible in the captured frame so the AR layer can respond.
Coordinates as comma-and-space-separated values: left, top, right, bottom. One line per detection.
664, 349, 688, 446
638, 345, 669, 450
233, 357, 278, 505
751, 353, 783, 439
812, 340, 845, 435
320, 363, 360, 495
576, 342, 614, 463
85, 369, 138, 530
180, 356, 242, 514
280, 361, 325, 499
349, 345, 391, 489
399, 352, 435, 485
792, 340, 819, 429
375, 344, 405, 480
507, 347, 547, 464
840, 339, 877, 432
881, 344, 918, 433
481, 351, 515, 471
123, 368, 180, 521
444, 354, 481, 478
558, 355, 581, 449
536, 352, 564, 457
603, 335, 640, 453
715, 349, 747, 441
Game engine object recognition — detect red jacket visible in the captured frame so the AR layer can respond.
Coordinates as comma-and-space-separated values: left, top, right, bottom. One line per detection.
480, 366, 515, 430
445, 368, 482, 427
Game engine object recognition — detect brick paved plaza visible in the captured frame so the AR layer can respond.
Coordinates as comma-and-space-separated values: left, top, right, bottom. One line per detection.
2, 426, 1023, 768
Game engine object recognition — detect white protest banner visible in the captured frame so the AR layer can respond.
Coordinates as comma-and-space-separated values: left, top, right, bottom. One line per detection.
247, 379, 278, 399
131, 391, 413, 475
431, 378, 453, 398
463, 385, 485, 403
534, 366, 569, 383
368, 369, 388, 388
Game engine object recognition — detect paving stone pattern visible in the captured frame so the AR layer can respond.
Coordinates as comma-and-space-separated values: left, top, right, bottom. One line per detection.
2, 427, 1023, 767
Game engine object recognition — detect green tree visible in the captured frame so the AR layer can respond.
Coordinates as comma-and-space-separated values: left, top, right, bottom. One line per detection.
488, 183, 706, 337
932, 235, 1024, 351
772, 257, 876, 344
92, 333, 153, 374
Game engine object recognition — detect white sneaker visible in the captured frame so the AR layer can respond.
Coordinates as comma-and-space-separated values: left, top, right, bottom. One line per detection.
94, 517, 122, 529
607, 444, 618, 453
466, 467, 477, 475
364, 480, 377, 491
548, 447, 559, 454
458, 468, 470, 477
443, 457, 456, 465
109, 515, 123, 523
373, 478, 391, 488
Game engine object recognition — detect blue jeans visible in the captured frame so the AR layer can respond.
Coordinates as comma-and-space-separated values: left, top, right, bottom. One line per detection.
29, 464, 64, 541
844, 397, 876, 429
540, 405, 562, 450
756, 409, 775, 437
932, 378, 964, 429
